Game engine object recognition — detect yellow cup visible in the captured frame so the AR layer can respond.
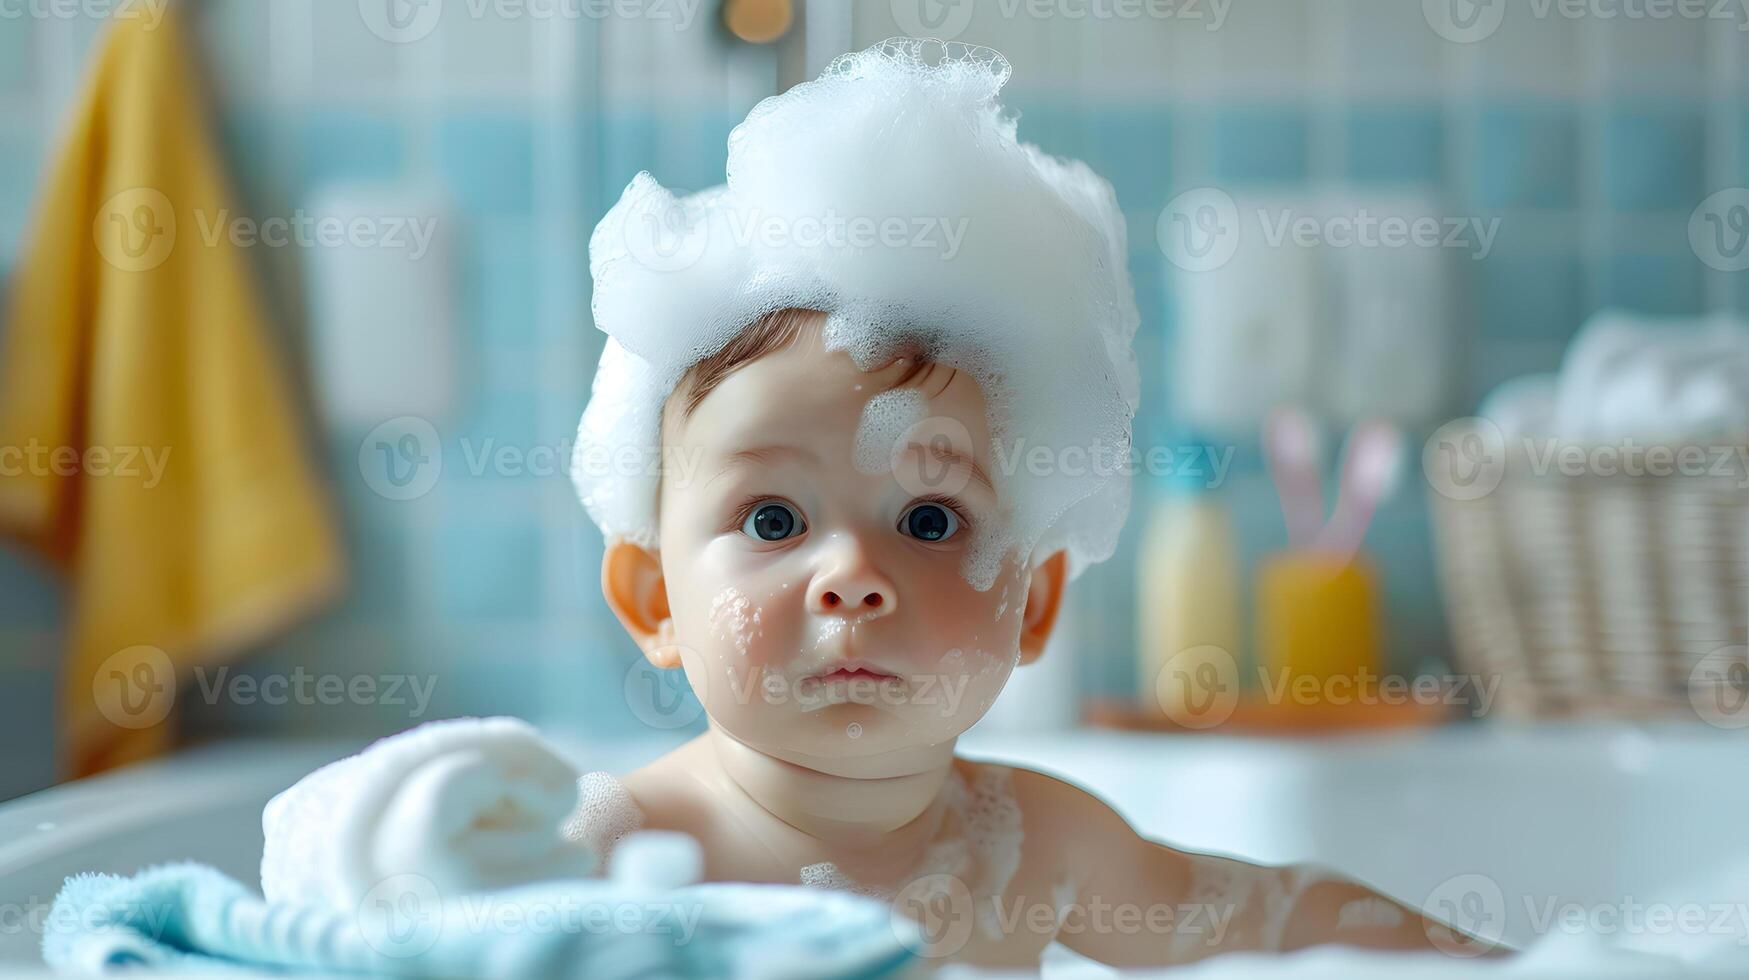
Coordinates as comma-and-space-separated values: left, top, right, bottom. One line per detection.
1256, 553, 1381, 700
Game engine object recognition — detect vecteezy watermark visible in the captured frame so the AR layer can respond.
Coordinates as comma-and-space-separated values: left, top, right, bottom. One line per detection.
359, 417, 443, 502
1429, 0, 1749, 43
1689, 646, 1749, 730
356, 417, 714, 502
890, 0, 1230, 41
1158, 188, 1241, 273
356, 873, 705, 960
192, 210, 440, 260
620, 195, 974, 274
990, 439, 1234, 487
1421, 874, 1507, 956
0, 0, 167, 27
1158, 188, 1500, 272
890, 872, 1239, 959
1153, 645, 1500, 729
94, 187, 176, 272
1424, 419, 1749, 501
1255, 207, 1499, 260
624, 656, 706, 730
91, 647, 439, 731
0, 440, 171, 488
91, 190, 440, 271
359, 0, 702, 44
1691, 189, 1749, 272
0, 895, 178, 943
1423, 417, 1508, 502
92, 645, 176, 730
192, 666, 437, 717
1423, 872, 1749, 955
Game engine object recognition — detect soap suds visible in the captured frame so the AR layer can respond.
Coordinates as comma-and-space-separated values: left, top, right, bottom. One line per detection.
571, 37, 1140, 589
798, 763, 1023, 941
560, 771, 645, 869
709, 587, 762, 657
854, 387, 930, 477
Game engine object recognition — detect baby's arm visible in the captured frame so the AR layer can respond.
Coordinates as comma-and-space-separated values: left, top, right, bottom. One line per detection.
1014, 768, 1492, 967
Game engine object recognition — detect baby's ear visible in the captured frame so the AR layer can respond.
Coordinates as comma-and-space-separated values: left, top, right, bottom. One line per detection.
602, 540, 680, 668
1017, 550, 1068, 666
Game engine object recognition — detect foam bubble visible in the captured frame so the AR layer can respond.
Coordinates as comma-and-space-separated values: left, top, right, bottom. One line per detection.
854, 387, 929, 475
572, 37, 1140, 585
708, 587, 762, 657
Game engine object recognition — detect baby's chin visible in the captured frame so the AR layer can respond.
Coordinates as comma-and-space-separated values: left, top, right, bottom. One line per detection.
720, 701, 971, 758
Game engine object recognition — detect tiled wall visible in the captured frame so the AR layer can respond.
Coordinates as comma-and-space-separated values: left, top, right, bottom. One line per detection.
1, 1, 1744, 794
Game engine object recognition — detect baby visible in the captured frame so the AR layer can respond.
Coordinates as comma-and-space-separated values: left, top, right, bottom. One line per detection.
560, 38, 1479, 969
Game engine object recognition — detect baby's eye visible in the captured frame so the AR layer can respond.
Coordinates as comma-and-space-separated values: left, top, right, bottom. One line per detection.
898, 502, 960, 542
742, 500, 806, 541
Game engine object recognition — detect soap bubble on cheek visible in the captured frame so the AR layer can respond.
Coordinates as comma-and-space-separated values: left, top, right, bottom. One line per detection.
708, 587, 763, 658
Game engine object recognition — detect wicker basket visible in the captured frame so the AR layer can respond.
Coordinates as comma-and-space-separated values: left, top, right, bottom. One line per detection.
1428, 426, 1749, 719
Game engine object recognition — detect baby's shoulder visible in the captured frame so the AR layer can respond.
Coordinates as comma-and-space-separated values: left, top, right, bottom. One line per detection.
971, 759, 1137, 842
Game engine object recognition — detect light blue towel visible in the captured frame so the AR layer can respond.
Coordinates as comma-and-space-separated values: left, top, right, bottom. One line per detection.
44, 862, 916, 979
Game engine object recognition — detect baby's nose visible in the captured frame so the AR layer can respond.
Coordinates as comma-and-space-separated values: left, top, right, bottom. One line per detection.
810, 548, 897, 618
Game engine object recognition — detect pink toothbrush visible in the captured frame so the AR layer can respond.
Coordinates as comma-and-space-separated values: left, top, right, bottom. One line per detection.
1263, 407, 1325, 551
1313, 419, 1404, 563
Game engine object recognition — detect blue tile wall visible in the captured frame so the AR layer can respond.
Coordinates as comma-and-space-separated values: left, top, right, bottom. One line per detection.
1475, 251, 1587, 343
0, 551, 61, 629
1082, 105, 1173, 211
433, 519, 545, 621
0, 132, 42, 246
436, 112, 535, 214
1601, 104, 1706, 213
1468, 104, 1580, 210
1211, 104, 1309, 184
1345, 105, 1444, 185
464, 222, 541, 347
597, 110, 659, 202
0, 23, 31, 94
1599, 250, 1705, 316
300, 110, 406, 188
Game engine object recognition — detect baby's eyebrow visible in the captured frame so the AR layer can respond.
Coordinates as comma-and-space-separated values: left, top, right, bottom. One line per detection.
905, 441, 995, 496
716, 444, 818, 474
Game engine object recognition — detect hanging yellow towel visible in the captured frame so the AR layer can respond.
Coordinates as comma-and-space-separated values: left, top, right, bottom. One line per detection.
0, 8, 344, 777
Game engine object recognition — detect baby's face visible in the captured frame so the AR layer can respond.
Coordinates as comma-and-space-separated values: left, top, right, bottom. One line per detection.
654, 326, 1033, 761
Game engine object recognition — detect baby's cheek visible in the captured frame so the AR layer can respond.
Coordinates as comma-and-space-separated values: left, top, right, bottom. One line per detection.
700, 580, 807, 674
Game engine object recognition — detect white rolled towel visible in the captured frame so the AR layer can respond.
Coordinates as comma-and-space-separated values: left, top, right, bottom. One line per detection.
260, 716, 594, 910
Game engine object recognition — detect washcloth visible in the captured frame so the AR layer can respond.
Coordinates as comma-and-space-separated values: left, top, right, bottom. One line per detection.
43, 861, 917, 979
262, 718, 592, 911
0, 6, 343, 775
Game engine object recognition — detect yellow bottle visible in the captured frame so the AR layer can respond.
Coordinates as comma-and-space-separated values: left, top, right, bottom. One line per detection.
1137, 491, 1242, 724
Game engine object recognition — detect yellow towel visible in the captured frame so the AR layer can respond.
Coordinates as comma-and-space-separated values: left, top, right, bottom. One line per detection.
0, 9, 344, 776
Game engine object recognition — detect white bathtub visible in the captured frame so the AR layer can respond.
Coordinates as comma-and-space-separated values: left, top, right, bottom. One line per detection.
3, 725, 1747, 976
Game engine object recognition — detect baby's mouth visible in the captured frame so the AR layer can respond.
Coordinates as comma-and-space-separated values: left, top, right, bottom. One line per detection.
811, 661, 899, 684
793, 659, 908, 712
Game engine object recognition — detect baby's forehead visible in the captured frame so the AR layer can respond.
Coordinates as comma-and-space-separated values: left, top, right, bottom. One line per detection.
664, 336, 990, 449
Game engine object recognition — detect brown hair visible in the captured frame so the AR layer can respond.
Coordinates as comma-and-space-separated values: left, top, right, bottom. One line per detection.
672, 307, 929, 419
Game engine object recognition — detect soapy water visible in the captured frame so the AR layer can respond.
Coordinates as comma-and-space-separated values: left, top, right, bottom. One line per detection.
571, 37, 1141, 590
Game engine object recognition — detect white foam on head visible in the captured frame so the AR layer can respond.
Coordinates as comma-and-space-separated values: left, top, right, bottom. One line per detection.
854, 387, 929, 475
572, 37, 1141, 585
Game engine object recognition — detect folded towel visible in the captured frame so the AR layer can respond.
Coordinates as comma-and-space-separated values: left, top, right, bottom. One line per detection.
43, 861, 916, 979
261, 717, 592, 911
